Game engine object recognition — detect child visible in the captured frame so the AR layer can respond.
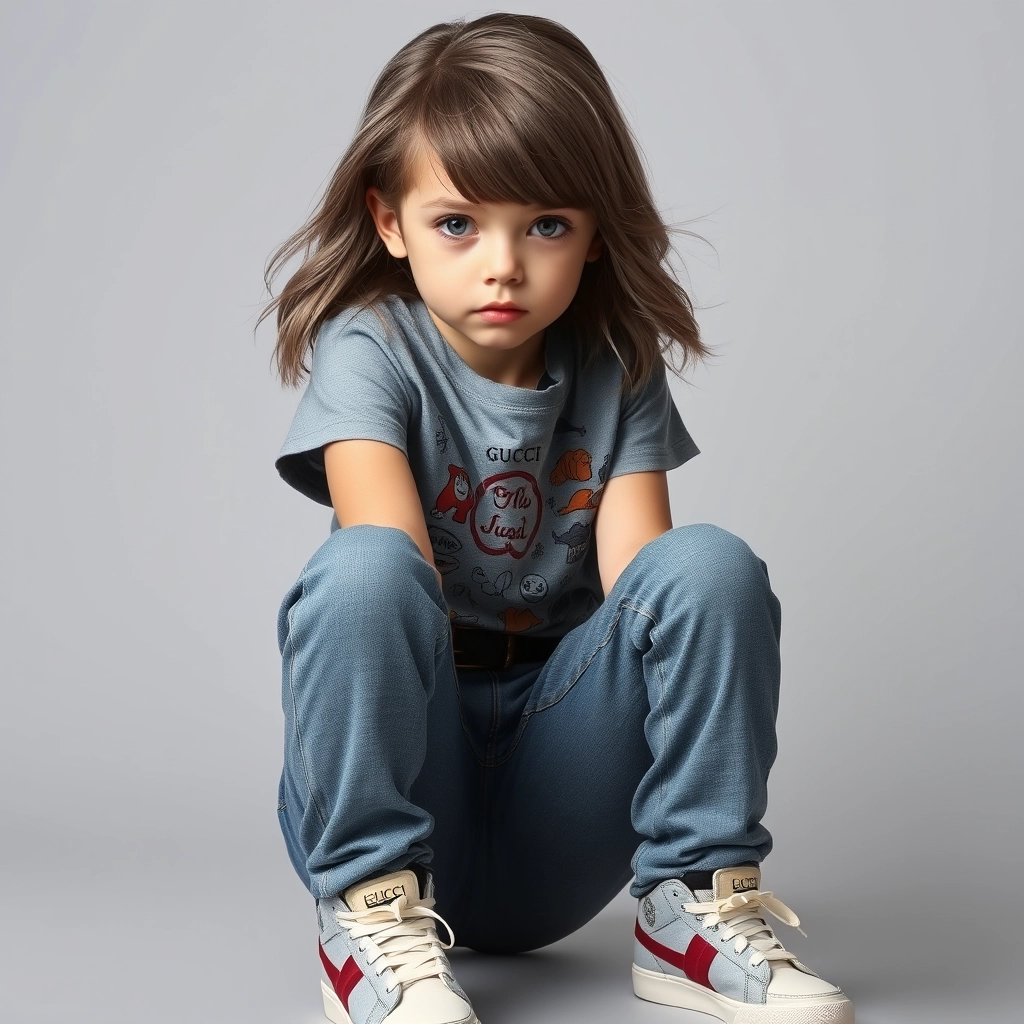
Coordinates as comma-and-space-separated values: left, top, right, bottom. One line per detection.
262, 13, 853, 1024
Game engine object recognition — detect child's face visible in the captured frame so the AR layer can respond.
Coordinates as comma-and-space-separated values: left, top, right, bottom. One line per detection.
366, 144, 603, 386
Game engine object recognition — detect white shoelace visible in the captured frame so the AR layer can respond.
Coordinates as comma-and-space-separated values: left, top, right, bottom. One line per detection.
334, 892, 456, 993
683, 889, 808, 969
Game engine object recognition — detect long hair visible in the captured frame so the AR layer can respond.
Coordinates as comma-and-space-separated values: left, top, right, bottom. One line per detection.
258, 12, 714, 394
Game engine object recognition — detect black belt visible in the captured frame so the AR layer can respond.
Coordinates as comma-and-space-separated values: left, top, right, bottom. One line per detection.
450, 624, 564, 670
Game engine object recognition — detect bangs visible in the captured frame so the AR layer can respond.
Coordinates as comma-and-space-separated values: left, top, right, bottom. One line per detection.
404, 66, 608, 211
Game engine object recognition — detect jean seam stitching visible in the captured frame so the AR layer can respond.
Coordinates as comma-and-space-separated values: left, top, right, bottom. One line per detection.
491, 599, 637, 766
284, 580, 330, 896
526, 599, 629, 715
452, 670, 490, 767
486, 671, 501, 767
640, 601, 667, 887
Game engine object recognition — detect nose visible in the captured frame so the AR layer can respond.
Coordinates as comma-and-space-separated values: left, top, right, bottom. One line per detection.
482, 233, 523, 285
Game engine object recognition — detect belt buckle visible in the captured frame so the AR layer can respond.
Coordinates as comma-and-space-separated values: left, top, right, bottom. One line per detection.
451, 627, 517, 671
452, 647, 489, 671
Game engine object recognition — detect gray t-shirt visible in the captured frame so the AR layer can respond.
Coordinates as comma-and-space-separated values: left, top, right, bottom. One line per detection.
276, 294, 700, 636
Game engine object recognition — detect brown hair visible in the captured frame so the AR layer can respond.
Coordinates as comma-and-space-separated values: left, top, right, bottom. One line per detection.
257, 12, 715, 394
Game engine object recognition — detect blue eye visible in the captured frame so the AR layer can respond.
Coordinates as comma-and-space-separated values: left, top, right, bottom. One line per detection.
532, 217, 569, 239
432, 215, 574, 241
437, 216, 472, 238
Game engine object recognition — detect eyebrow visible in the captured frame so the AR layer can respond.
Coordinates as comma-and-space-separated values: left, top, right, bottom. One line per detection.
418, 198, 478, 212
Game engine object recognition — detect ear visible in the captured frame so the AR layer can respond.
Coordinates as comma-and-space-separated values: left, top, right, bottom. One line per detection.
585, 229, 604, 262
365, 187, 409, 259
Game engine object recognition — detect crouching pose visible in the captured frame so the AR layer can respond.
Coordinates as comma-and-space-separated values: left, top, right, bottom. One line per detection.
263, 12, 853, 1024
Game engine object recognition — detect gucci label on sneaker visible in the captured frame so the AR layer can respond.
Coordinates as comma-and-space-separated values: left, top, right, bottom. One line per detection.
713, 866, 762, 900
364, 884, 406, 909
343, 869, 420, 914
643, 897, 656, 927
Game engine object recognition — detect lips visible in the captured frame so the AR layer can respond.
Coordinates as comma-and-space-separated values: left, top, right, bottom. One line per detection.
477, 303, 526, 312
475, 307, 527, 323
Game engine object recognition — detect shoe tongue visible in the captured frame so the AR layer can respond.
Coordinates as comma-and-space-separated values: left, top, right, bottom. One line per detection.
712, 865, 761, 901
343, 869, 420, 913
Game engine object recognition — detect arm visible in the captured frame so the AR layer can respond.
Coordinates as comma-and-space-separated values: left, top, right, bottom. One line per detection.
593, 470, 674, 599
323, 439, 444, 593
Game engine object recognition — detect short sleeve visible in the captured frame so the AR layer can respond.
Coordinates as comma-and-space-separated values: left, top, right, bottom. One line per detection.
274, 312, 413, 507
605, 362, 700, 480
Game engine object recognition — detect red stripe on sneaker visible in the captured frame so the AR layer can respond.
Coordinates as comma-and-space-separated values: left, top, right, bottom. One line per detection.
635, 920, 718, 991
687, 932, 718, 989
319, 942, 363, 1010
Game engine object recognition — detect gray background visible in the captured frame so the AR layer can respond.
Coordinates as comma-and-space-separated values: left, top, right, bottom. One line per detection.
1, 2, 1020, 1022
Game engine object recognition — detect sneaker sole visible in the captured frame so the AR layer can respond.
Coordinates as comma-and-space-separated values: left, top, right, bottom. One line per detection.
632, 964, 854, 1024
321, 982, 354, 1024
321, 979, 482, 1024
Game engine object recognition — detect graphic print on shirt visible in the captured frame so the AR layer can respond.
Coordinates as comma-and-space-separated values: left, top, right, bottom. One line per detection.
471, 566, 512, 597
552, 521, 593, 564
428, 525, 462, 575
430, 465, 475, 524
470, 470, 542, 558
557, 488, 602, 514
549, 447, 592, 486
434, 413, 450, 454
549, 447, 608, 516
448, 583, 480, 626
426, 435, 608, 634
519, 573, 548, 602
502, 606, 544, 632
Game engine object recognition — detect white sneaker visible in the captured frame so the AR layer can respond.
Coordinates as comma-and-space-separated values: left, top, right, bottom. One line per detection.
316, 868, 479, 1024
633, 865, 853, 1023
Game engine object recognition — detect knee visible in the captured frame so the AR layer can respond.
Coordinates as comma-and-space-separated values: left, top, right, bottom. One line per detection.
645, 524, 772, 605
302, 524, 440, 617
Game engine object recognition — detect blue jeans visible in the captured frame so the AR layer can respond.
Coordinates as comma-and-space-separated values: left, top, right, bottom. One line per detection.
276, 523, 782, 953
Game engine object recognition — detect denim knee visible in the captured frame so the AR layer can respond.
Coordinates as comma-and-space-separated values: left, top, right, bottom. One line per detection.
640, 523, 773, 609
300, 524, 447, 630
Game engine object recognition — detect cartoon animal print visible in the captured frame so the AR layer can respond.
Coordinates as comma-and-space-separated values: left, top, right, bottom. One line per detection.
554, 416, 587, 437
546, 496, 556, 511
551, 521, 592, 564
434, 414, 450, 454
549, 448, 592, 486
472, 566, 513, 597
557, 487, 602, 515
596, 451, 610, 484
431, 465, 475, 524
501, 607, 544, 632
531, 541, 545, 559
519, 573, 548, 603
470, 471, 542, 558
